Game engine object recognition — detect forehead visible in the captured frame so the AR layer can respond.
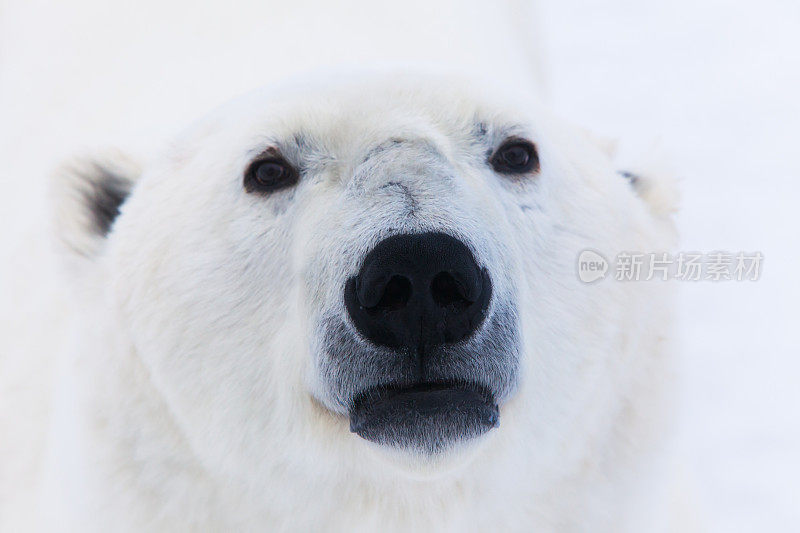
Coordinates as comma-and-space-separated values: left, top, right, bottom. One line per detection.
214, 77, 537, 160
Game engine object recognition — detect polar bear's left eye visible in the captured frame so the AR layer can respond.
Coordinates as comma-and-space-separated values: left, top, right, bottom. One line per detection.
244, 155, 298, 194
490, 139, 539, 175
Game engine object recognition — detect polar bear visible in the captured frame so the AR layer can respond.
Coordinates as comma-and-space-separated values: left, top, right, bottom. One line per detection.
1, 73, 678, 532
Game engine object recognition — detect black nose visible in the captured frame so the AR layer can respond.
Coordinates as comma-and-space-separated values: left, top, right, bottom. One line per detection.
344, 232, 492, 350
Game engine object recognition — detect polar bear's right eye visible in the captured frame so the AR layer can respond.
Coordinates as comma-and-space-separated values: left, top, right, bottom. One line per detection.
244, 154, 298, 194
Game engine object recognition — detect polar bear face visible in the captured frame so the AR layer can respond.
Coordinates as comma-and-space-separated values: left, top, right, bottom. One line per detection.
60, 75, 672, 489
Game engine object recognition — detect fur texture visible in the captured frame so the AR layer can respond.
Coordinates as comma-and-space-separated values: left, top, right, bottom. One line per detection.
2, 73, 678, 532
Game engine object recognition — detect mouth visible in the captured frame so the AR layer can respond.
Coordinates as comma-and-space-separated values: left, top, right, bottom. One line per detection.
349, 382, 499, 453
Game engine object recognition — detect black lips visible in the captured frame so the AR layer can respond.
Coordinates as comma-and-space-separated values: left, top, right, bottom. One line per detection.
350, 382, 499, 453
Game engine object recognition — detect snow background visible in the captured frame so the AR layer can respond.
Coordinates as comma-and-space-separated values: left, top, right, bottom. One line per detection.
1, 1, 797, 531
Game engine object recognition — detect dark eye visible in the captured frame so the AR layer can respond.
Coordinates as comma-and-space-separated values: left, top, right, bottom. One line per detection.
490, 139, 539, 174
244, 156, 298, 193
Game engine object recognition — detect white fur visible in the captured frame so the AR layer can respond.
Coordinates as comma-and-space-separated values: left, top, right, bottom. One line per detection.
1, 73, 678, 532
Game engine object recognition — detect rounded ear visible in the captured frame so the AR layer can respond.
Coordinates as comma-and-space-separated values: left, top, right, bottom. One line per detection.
579, 128, 679, 218
618, 146, 680, 218
49, 150, 140, 261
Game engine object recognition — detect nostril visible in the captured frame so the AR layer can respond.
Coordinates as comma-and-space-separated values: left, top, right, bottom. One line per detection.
370, 275, 412, 312
430, 271, 473, 310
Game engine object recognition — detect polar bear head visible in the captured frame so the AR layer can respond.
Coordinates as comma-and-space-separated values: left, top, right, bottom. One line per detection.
53, 74, 676, 490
